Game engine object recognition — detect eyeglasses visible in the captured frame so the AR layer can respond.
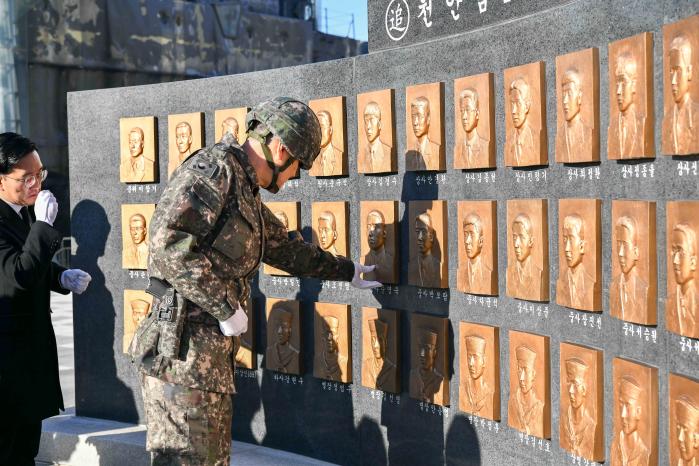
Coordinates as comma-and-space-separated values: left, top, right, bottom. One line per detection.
3, 169, 48, 188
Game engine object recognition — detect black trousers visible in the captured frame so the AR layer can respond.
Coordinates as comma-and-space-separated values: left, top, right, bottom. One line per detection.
0, 419, 42, 466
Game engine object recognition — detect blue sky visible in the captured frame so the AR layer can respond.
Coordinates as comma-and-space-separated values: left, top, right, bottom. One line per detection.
316, 0, 368, 42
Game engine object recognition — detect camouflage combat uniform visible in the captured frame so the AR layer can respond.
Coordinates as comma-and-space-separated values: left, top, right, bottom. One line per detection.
136, 139, 354, 465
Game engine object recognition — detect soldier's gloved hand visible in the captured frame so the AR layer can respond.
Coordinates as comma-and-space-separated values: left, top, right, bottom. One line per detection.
35, 190, 58, 226
60, 269, 92, 294
351, 262, 382, 289
219, 304, 248, 336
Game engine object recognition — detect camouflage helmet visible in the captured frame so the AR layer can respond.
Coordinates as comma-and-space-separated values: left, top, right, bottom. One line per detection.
246, 97, 321, 170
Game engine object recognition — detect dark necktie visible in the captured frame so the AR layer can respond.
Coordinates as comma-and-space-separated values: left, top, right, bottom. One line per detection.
20, 207, 32, 227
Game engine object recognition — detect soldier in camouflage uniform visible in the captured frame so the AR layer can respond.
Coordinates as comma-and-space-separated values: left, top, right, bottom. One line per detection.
130, 97, 381, 466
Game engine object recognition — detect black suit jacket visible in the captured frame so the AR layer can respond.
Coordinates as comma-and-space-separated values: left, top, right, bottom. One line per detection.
0, 200, 68, 421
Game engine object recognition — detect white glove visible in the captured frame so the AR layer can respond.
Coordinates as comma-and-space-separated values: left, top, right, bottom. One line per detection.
351, 262, 383, 289
60, 269, 92, 294
219, 304, 248, 337
34, 190, 58, 226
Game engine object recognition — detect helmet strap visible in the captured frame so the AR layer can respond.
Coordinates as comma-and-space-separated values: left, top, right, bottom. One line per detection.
247, 130, 294, 193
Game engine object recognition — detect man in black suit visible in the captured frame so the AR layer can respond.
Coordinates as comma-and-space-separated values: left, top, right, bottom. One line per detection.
0, 132, 91, 466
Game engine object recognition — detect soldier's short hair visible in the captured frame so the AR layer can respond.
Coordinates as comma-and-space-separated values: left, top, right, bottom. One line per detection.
615, 52, 637, 80
674, 223, 697, 256
367, 209, 385, 225
175, 121, 192, 134
318, 210, 337, 230
563, 213, 585, 239
463, 212, 483, 236
130, 213, 146, 226
459, 88, 479, 108
562, 68, 582, 91
411, 96, 431, 116
616, 215, 638, 244
670, 35, 692, 68
364, 101, 382, 119
510, 78, 531, 104
317, 110, 332, 127
129, 126, 145, 140
513, 213, 533, 237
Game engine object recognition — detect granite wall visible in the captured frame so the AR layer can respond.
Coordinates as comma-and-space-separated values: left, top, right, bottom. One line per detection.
68, 1, 699, 464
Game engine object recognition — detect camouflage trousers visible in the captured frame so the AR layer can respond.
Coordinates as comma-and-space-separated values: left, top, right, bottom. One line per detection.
141, 375, 233, 466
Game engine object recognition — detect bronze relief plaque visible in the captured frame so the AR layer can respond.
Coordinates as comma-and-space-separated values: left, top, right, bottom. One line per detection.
556, 199, 602, 312
265, 298, 301, 375
405, 82, 445, 172
214, 107, 248, 145
313, 302, 352, 383
559, 342, 604, 462
121, 203, 155, 270
607, 32, 655, 160
360, 201, 399, 284
508, 330, 550, 439
167, 112, 204, 176
361, 307, 400, 393
610, 357, 658, 466
662, 15, 699, 156
123, 289, 153, 354
506, 199, 549, 302
669, 372, 699, 466
235, 300, 255, 370
459, 321, 500, 421
309, 96, 347, 177
409, 313, 449, 406
453, 73, 496, 170
457, 200, 498, 296
312, 201, 349, 258
555, 47, 600, 164
610, 200, 657, 326
263, 201, 301, 276
503, 61, 548, 167
408, 200, 448, 289
357, 89, 396, 174
666, 201, 699, 339
119, 116, 157, 183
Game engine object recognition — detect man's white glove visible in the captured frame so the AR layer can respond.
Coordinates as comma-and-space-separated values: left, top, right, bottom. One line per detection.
219, 303, 248, 337
351, 262, 383, 289
34, 190, 58, 226
60, 269, 92, 294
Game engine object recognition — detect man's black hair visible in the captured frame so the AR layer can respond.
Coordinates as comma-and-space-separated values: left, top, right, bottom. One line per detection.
0, 132, 37, 174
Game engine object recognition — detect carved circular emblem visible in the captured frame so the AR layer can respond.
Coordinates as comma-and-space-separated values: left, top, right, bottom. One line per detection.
385, 0, 410, 42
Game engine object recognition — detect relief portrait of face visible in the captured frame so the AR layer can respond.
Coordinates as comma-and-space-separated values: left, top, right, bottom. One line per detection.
411, 97, 430, 139
669, 36, 693, 105
318, 111, 333, 148
619, 377, 643, 436
416, 213, 434, 256
129, 214, 147, 245
509, 79, 531, 129
277, 317, 291, 345
672, 225, 697, 286
128, 127, 144, 158
221, 117, 239, 141
512, 215, 534, 263
324, 316, 339, 354
561, 70, 583, 122
463, 214, 484, 260
367, 210, 386, 251
318, 211, 337, 251
460, 89, 480, 134
563, 215, 585, 270
419, 338, 437, 371
616, 218, 639, 275
364, 102, 382, 144
466, 337, 486, 381
175, 121, 193, 154
615, 54, 637, 113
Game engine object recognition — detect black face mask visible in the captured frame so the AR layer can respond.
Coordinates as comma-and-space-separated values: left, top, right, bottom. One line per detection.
247, 131, 294, 194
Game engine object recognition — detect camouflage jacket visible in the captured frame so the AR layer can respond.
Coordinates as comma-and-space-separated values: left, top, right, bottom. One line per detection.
145, 141, 354, 393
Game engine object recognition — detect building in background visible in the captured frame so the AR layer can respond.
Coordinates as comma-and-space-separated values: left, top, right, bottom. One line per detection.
1, 0, 362, 235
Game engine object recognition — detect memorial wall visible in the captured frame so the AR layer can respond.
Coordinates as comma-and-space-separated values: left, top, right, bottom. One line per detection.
68, 1, 699, 464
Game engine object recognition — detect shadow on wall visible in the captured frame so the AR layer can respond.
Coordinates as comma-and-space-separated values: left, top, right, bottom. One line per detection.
71, 200, 138, 422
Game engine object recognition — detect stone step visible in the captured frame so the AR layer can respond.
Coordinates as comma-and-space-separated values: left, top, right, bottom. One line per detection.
39, 410, 336, 466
